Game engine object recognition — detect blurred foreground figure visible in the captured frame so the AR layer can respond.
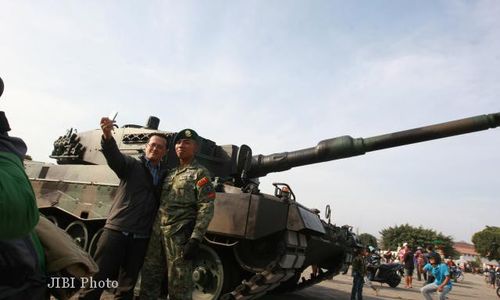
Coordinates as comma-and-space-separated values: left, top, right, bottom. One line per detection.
0, 75, 48, 299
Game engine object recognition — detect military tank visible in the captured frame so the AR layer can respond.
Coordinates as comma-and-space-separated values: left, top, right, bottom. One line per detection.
24, 112, 500, 299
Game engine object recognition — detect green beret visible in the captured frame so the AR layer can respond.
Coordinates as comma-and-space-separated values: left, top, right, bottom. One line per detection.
174, 128, 199, 144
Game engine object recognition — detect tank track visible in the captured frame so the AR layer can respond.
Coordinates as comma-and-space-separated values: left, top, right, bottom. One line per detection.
290, 269, 338, 292
288, 252, 352, 292
221, 231, 307, 300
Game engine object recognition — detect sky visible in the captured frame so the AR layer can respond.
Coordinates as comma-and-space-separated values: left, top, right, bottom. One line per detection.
1, 0, 499, 244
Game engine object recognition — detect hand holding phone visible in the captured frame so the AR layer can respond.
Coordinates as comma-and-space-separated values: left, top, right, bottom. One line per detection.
109, 111, 118, 122
100, 111, 118, 139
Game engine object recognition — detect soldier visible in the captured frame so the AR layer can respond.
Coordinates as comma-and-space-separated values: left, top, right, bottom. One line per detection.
351, 247, 368, 300
79, 117, 168, 300
140, 129, 215, 300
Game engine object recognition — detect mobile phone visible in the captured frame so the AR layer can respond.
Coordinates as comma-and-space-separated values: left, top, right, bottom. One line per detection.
109, 111, 118, 122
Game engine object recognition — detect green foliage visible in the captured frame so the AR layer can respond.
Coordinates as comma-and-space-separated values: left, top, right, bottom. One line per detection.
358, 233, 378, 248
379, 223, 458, 258
472, 226, 500, 260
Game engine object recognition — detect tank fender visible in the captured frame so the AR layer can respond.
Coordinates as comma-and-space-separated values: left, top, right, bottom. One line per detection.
287, 204, 326, 234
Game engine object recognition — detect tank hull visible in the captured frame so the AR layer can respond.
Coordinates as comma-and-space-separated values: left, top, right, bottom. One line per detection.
27, 161, 355, 299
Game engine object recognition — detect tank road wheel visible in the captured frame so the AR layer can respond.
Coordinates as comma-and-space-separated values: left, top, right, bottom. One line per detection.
65, 221, 89, 250
45, 215, 58, 226
192, 245, 224, 300
192, 245, 241, 300
88, 228, 104, 257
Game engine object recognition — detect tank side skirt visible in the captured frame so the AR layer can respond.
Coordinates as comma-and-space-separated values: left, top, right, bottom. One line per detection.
221, 231, 307, 300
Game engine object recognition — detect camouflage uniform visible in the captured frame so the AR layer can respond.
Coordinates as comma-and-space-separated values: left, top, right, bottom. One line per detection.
139, 217, 167, 299
140, 160, 215, 300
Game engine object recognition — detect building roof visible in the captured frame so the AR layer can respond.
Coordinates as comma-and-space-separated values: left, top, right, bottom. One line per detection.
453, 241, 479, 256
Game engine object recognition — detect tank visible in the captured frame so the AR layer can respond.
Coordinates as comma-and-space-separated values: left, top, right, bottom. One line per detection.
24, 112, 500, 299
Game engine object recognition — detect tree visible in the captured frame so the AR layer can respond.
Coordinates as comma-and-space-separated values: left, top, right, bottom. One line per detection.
472, 226, 500, 260
469, 256, 482, 270
358, 233, 378, 248
379, 223, 458, 258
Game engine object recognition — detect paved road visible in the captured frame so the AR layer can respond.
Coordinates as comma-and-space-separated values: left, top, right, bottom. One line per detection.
71, 270, 498, 299
264, 272, 498, 300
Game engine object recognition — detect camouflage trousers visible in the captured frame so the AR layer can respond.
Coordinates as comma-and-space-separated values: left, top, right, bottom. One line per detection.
164, 231, 193, 300
139, 220, 167, 300
140, 220, 194, 300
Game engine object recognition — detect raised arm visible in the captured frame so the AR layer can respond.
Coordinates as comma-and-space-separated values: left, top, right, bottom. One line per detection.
100, 117, 130, 178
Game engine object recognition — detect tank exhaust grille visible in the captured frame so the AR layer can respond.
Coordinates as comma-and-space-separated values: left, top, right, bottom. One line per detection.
122, 133, 150, 144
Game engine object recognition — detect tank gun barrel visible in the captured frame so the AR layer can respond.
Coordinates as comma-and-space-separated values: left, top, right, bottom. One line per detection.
248, 112, 500, 178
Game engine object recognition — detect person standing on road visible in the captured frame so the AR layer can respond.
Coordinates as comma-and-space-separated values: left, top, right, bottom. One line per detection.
421, 253, 452, 300
141, 129, 215, 300
398, 242, 408, 263
415, 246, 425, 281
363, 246, 380, 295
488, 264, 496, 288
383, 249, 393, 264
79, 117, 168, 300
403, 244, 414, 288
351, 247, 367, 300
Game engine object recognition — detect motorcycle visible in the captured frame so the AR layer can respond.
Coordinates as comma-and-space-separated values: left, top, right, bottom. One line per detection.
366, 252, 403, 288
450, 266, 464, 282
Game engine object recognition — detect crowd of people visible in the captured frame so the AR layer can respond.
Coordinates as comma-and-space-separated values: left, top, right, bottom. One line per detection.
350, 243, 455, 300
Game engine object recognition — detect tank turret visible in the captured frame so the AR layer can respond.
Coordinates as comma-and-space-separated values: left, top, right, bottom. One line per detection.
44, 112, 500, 188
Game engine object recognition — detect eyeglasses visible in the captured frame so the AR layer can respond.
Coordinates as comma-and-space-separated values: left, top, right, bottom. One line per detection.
147, 143, 166, 150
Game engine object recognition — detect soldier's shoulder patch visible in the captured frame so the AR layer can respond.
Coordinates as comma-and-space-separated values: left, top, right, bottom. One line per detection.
197, 176, 210, 187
